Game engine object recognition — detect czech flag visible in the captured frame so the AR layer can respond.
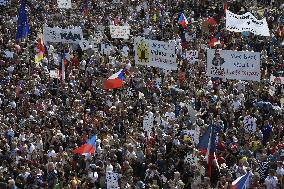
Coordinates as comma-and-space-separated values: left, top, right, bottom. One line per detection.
178, 13, 188, 28
83, 0, 88, 17
198, 125, 217, 177
104, 69, 124, 90
73, 135, 96, 155
231, 172, 252, 189
35, 34, 45, 63
209, 32, 221, 48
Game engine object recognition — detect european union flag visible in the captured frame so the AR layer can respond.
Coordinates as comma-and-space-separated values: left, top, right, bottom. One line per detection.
16, 0, 30, 41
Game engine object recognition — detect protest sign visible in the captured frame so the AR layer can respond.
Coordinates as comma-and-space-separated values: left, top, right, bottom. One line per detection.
106, 172, 118, 189
134, 37, 177, 70
186, 50, 198, 63
243, 115, 257, 134
43, 27, 83, 44
110, 25, 130, 39
79, 40, 114, 55
270, 75, 284, 84
143, 111, 154, 135
57, 0, 72, 9
206, 49, 260, 81
0, 0, 9, 6
50, 70, 59, 79
226, 10, 270, 36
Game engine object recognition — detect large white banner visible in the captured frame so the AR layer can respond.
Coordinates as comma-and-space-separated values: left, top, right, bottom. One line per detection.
57, 0, 72, 9
110, 25, 130, 39
226, 10, 270, 36
134, 37, 177, 70
43, 27, 83, 44
206, 49, 260, 81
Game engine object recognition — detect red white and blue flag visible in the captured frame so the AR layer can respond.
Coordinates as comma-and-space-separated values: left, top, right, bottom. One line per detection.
231, 172, 252, 189
178, 13, 188, 28
104, 69, 124, 90
73, 135, 97, 155
198, 125, 217, 177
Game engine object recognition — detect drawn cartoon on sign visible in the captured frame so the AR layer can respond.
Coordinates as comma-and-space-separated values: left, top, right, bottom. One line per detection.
206, 49, 260, 81
134, 37, 177, 70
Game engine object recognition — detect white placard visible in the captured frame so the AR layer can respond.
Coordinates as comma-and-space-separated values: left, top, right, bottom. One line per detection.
206, 49, 261, 81
186, 50, 198, 63
226, 10, 270, 37
110, 25, 130, 39
4, 50, 13, 58
79, 41, 113, 55
50, 70, 59, 79
184, 153, 199, 165
106, 172, 118, 189
183, 130, 199, 145
270, 75, 284, 85
243, 115, 257, 134
143, 111, 154, 135
134, 37, 177, 70
0, 0, 9, 6
43, 26, 83, 44
57, 0, 72, 9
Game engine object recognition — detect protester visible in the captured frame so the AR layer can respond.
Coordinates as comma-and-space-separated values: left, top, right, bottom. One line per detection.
0, 0, 283, 188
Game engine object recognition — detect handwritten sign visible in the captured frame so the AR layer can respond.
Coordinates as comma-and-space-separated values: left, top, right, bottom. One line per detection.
270, 75, 284, 85
134, 37, 177, 70
226, 10, 270, 36
206, 49, 260, 81
243, 115, 256, 133
57, 0, 72, 9
43, 27, 83, 44
109, 25, 130, 39
186, 50, 198, 63
79, 40, 114, 55
106, 172, 118, 189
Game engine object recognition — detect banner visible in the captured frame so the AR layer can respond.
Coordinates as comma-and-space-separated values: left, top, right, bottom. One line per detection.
106, 172, 118, 189
226, 10, 270, 36
206, 49, 260, 81
109, 25, 130, 39
50, 70, 59, 79
79, 40, 114, 55
43, 27, 83, 44
57, 0, 72, 9
186, 50, 198, 63
134, 37, 177, 70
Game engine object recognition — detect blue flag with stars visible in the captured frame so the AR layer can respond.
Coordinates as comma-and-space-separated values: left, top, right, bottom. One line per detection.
16, 0, 30, 40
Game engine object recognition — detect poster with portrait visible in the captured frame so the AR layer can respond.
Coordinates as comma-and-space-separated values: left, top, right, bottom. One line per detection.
206, 49, 260, 81
134, 37, 177, 70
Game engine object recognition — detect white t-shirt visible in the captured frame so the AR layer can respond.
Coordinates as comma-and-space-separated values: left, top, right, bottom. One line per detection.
264, 176, 278, 189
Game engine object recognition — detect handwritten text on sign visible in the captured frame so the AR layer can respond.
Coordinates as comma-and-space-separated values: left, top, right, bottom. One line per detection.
43, 26, 83, 44
206, 49, 260, 81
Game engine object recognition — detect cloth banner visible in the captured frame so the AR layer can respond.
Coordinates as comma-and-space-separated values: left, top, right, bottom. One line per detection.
79, 40, 114, 55
109, 25, 130, 39
0, 0, 9, 6
43, 27, 83, 44
206, 49, 260, 81
226, 10, 270, 36
134, 37, 177, 70
57, 0, 72, 9
106, 172, 118, 189
186, 50, 198, 63
270, 75, 284, 85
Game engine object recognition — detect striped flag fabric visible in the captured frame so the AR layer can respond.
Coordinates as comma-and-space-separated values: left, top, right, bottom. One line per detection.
231, 172, 252, 189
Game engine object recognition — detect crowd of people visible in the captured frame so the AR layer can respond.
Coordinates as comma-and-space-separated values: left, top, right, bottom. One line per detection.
0, 0, 284, 188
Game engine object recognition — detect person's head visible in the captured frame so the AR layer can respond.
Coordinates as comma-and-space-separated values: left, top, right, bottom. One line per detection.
8, 179, 15, 188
